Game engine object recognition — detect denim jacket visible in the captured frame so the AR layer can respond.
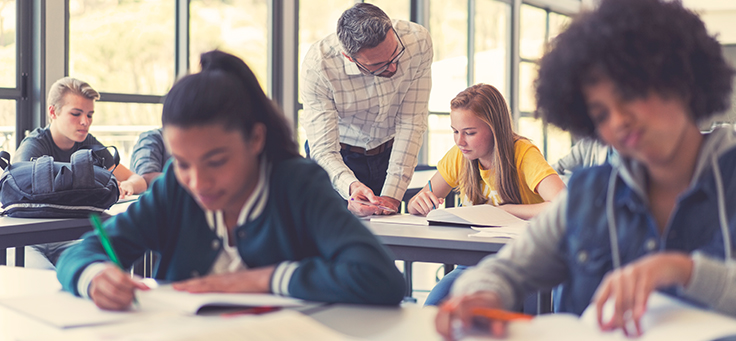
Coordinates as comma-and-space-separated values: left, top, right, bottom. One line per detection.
453, 126, 736, 316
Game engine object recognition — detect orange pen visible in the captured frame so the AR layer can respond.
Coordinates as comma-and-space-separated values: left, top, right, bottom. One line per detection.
470, 307, 534, 322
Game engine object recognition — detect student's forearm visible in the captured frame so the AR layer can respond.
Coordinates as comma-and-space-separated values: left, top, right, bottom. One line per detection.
141, 172, 162, 186
124, 174, 148, 194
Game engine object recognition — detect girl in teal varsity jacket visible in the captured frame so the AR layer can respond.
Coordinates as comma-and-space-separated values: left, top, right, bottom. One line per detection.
56, 50, 405, 310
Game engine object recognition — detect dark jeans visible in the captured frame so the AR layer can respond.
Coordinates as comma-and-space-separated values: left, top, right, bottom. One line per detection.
305, 141, 391, 196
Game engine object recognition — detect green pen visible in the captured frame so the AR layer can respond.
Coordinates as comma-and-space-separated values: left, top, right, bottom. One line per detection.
89, 214, 123, 269
89, 214, 138, 305
428, 180, 436, 210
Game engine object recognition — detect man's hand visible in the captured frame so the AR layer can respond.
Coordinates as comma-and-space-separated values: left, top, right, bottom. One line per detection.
172, 266, 276, 294
89, 264, 149, 311
347, 182, 400, 216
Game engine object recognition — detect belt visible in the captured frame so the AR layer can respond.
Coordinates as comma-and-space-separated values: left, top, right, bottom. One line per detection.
340, 138, 394, 156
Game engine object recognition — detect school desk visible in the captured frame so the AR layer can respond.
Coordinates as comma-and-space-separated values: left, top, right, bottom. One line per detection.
3, 267, 736, 341
0, 201, 135, 266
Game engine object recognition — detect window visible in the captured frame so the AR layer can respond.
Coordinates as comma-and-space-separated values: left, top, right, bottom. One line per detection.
517, 4, 571, 164
427, 0, 511, 166
68, 0, 174, 167
189, 0, 268, 92
0, 0, 17, 154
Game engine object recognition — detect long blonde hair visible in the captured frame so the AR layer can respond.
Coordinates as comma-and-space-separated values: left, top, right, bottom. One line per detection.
452, 84, 523, 205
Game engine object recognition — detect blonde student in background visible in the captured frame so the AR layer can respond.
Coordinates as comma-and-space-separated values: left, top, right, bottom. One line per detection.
14, 77, 147, 269
407, 83, 565, 306
436, 0, 736, 339
56, 50, 405, 311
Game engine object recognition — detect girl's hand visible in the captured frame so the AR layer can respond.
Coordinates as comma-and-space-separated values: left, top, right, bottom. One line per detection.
172, 266, 276, 294
89, 264, 149, 311
435, 291, 506, 340
593, 252, 693, 336
408, 191, 444, 216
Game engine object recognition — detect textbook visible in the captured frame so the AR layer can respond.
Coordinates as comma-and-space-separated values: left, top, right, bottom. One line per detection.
371, 205, 527, 227
427, 205, 527, 227
136, 284, 307, 315
462, 292, 736, 341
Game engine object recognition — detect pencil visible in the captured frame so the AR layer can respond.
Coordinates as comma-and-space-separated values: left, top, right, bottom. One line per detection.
470, 307, 534, 321
428, 180, 436, 210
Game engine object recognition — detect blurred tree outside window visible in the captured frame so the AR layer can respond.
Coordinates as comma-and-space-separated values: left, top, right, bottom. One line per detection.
517, 4, 571, 164
190, 0, 268, 93
69, 0, 174, 167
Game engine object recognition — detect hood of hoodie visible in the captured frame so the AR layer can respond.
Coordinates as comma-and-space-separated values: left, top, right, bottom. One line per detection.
612, 125, 736, 203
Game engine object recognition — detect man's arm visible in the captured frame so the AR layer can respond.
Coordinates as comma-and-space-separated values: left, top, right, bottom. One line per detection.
299, 45, 359, 199
130, 129, 167, 186
381, 26, 433, 201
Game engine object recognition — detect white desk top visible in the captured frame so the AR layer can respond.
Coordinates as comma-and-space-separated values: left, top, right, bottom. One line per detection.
0, 267, 442, 341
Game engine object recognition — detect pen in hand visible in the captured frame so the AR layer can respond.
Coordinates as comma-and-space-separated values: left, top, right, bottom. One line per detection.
90, 214, 139, 304
349, 198, 398, 213
428, 180, 436, 210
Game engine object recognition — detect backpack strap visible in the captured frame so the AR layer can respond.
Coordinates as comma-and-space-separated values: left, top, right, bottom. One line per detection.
86, 145, 120, 172
0, 151, 10, 170
70, 149, 95, 189
31, 155, 54, 194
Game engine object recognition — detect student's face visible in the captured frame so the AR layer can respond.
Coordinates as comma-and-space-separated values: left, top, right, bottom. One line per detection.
350, 29, 403, 78
583, 78, 694, 167
49, 93, 94, 143
451, 108, 495, 167
164, 123, 265, 216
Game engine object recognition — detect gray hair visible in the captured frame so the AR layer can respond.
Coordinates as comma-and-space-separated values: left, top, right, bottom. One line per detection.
337, 3, 393, 57
47, 77, 100, 111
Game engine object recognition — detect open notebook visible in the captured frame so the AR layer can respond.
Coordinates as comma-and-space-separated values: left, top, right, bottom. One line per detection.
0, 286, 306, 328
371, 205, 527, 228
463, 292, 736, 341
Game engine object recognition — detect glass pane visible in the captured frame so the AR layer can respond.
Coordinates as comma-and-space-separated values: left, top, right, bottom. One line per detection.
0, 0, 16, 88
546, 123, 572, 165
298, 0, 355, 104
519, 61, 538, 113
474, 0, 510, 98
0, 99, 16, 154
428, 0, 468, 113
682, 1, 736, 44
427, 114, 453, 166
518, 116, 544, 152
364, 0, 410, 21
520, 4, 546, 60
190, 0, 268, 93
548, 12, 571, 41
69, 0, 175, 95
90, 102, 163, 168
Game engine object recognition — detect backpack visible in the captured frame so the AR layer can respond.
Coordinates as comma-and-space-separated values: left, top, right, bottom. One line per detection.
0, 148, 120, 218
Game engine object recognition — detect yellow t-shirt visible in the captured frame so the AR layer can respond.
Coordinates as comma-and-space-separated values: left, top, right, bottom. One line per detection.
436, 139, 557, 206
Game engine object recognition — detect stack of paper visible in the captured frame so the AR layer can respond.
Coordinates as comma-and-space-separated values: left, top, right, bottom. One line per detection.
371, 205, 527, 228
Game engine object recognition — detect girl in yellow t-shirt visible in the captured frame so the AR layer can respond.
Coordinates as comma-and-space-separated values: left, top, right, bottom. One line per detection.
408, 83, 565, 219
408, 83, 566, 306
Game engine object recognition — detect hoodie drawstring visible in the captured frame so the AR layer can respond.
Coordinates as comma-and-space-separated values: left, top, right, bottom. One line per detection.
711, 155, 733, 263
606, 167, 622, 269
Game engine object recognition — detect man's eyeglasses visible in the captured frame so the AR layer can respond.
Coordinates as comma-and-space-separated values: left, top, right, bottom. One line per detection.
353, 29, 405, 76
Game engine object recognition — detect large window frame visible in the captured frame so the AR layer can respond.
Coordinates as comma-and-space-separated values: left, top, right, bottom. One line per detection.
12, 0, 579, 165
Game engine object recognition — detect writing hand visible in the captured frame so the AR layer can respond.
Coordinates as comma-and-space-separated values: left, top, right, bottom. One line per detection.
89, 264, 149, 311
435, 291, 506, 340
593, 252, 693, 337
172, 266, 276, 294
408, 191, 444, 216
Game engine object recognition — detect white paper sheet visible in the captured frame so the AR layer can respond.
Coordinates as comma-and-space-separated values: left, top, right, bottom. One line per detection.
369, 214, 429, 225
427, 205, 527, 227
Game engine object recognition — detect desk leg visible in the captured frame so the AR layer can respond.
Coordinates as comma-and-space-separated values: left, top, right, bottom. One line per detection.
443, 263, 454, 275
403, 261, 414, 300
537, 290, 552, 314
15, 247, 24, 267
